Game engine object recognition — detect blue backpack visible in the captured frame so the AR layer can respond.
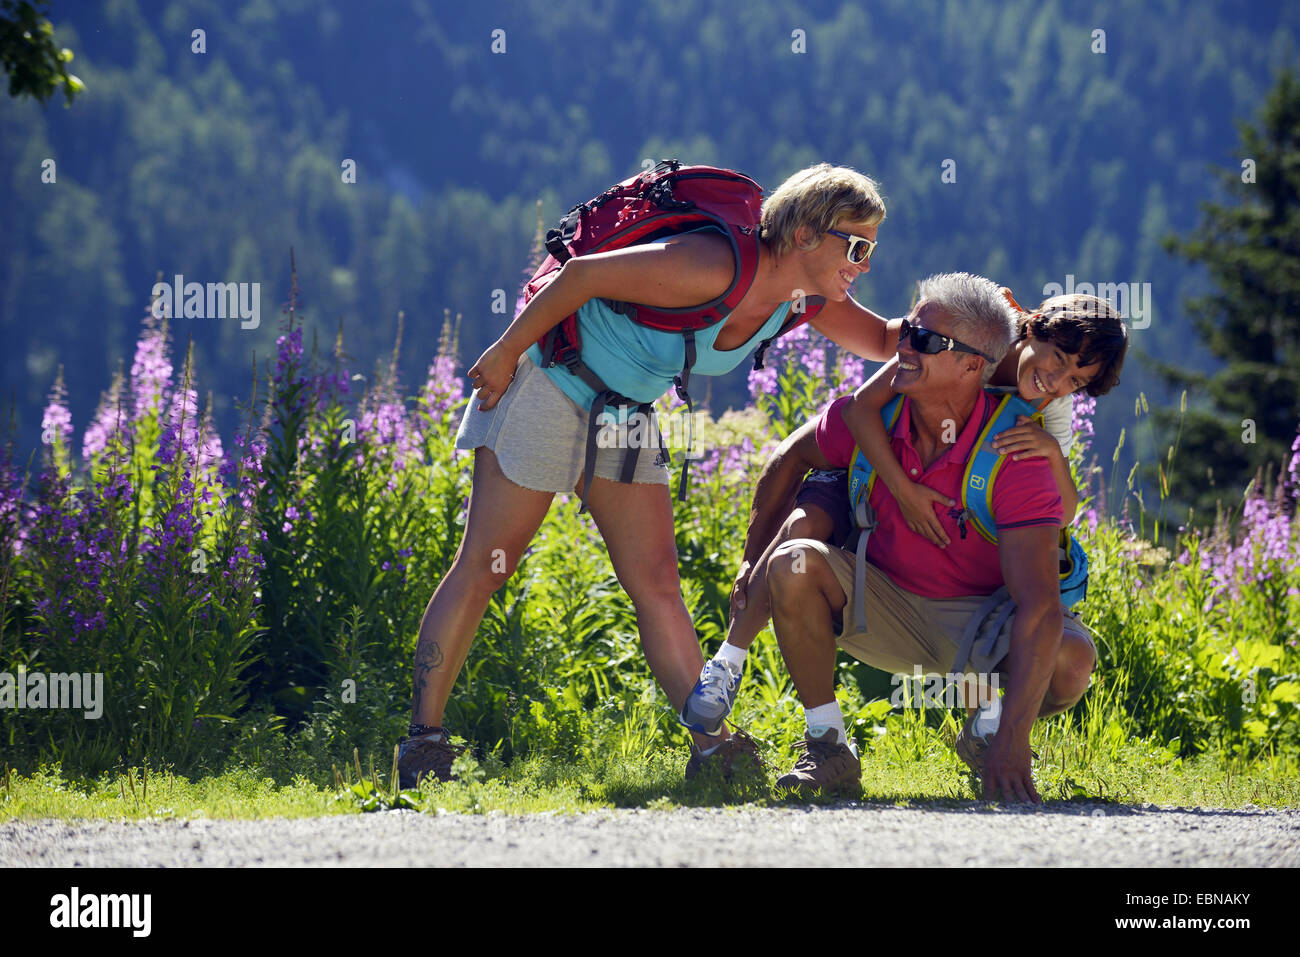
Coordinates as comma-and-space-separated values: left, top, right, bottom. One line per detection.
844, 391, 1089, 639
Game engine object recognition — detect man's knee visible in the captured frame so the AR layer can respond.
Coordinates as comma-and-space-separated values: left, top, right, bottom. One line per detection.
1052, 630, 1096, 704
768, 539, 832, 601
780, 507, 832, 543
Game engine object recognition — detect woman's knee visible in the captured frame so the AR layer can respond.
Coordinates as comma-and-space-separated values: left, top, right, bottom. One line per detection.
447, 545, 523, 597
618, 549, 686, 610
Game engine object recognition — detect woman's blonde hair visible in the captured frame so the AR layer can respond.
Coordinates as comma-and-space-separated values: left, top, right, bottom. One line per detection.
760, 164, 885, 258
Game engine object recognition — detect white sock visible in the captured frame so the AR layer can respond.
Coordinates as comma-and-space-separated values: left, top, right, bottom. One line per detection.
715, 642, 748, 670
804, 702, 847, 746
973, 696, 1001, 737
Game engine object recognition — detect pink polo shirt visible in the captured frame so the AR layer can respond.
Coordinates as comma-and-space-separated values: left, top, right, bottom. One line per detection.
814, 393, 1063, 599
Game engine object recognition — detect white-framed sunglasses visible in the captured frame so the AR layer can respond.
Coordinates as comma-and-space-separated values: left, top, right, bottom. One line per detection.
826, 229, 877, 265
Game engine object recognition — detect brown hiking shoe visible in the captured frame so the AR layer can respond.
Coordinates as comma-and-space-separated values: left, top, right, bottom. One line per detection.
775, 728, 861, 795
684, 728, 764, 782
954, 711, 1037, 778
397, 732, 466, 788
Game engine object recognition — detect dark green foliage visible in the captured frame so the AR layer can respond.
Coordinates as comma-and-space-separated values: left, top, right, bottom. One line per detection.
1152, 69, 1300, 516
0, 0, 81, 104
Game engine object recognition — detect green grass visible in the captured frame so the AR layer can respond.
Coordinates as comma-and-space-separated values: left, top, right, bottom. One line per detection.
3, 719, 1295, 822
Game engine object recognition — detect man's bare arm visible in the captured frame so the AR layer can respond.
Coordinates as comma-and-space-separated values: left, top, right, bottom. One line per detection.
984, 523, 1064, 803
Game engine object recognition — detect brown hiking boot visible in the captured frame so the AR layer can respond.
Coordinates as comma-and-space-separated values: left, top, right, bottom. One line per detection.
775, 728, 861, 795
954, 711, 1037, 778
684, 728, 764, 782
397, 732, 466, 788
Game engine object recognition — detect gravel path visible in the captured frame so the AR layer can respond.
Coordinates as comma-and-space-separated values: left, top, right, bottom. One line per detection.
3, 804, 1297, 867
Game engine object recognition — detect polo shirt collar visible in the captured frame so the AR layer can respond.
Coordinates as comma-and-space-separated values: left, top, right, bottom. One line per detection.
895, 391, 994, 475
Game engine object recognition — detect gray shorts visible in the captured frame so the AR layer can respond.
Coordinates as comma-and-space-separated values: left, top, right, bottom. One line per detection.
454, 353, 671, 493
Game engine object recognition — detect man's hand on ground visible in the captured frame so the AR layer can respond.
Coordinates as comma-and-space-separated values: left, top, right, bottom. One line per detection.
982, 732, 1040, 804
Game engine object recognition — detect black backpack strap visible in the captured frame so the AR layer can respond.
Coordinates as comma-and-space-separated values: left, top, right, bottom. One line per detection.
751, 296, 825, 370
673, 330, 698, 502
580, 390, 612, 514
578, 391, 650, 513
539, 326, 560, 368
618, 402, 657, 484
545, 207, 583, 265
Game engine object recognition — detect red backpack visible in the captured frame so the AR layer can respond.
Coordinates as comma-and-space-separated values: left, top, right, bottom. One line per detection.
525, 159, 825, 509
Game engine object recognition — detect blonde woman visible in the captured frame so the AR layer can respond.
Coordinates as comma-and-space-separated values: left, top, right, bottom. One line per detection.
399, 164, 902, 787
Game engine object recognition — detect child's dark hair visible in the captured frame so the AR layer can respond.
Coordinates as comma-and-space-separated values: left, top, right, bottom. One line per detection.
1016, 294, 1128, 397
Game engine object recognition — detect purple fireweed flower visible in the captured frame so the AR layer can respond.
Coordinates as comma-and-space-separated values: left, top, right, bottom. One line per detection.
159, 386, 201, 468
0, 454, 25, 556
836, 350, 867, 391
802, 328, 828, 382
746, 321, 835, 403
189, 399, 224, 473
276, 326, 305, 370
1071, 393, 1097, 459
273, 326, 312, 423
360, 394, 419, 469
421, 353, 464, 420
82, 369, 127, 462
1200, 476, 1299, 601
26, 467, 136, 640
41, 370, 73, 449
747, 362, 779, 402
309, 365, 351, 416
130, 310, 173, 422
1286, 428, 1300, 501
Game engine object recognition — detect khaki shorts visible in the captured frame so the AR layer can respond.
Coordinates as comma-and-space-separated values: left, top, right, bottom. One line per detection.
455, 354, 670, 493
777, 538, 1097, 678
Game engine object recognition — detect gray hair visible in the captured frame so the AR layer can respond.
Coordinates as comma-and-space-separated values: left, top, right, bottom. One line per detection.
914, 273, 1016, 385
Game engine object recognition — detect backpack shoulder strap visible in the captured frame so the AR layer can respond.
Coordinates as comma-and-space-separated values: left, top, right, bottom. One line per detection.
848, 394, 905, 520
961, 392, 1043, 543
750, 292, 828, 370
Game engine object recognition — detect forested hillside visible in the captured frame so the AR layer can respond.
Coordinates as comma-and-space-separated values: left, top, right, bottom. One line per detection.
2, 0, 1297, 509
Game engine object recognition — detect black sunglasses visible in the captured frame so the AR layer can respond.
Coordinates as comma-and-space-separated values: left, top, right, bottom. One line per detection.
899, 318, 995, 363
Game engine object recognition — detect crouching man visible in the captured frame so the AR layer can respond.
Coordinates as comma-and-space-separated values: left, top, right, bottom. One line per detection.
752, 273, 1097, 802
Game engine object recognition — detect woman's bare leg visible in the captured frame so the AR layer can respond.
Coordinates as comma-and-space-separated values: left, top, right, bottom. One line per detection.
409, 447, 555, 727
582, 471, 728, 750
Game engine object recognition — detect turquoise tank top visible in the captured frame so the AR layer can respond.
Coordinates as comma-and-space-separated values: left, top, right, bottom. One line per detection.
525, 230, 791, 411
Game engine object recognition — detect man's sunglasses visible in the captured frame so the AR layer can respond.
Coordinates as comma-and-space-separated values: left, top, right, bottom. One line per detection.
898, 318, 995, 363
826, 229, 877, 265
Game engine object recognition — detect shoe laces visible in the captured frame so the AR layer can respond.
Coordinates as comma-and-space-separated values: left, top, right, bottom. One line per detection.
696, 659, 741, 708
697, 726, 766, 771
791, 736, 845, 769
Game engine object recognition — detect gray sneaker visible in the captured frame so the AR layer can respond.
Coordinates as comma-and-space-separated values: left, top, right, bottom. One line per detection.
397, 732, 466, 788
775, 728, 861, 795
679, 657, 745, 736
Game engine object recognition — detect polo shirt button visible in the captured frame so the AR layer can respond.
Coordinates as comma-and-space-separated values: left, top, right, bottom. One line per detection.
909, 468, 918, 476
